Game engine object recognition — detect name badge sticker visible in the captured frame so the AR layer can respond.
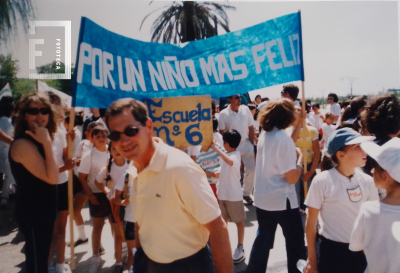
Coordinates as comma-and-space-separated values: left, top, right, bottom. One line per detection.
347, 186, 362, 202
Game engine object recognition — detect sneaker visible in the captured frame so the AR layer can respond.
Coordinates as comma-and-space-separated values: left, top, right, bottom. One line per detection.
57, 263, 72, 273
114, 264, 123, 273
99, 246, 105, 255
88, 256, 101, 273
69, 238, 88, 247
243, 195, 253, 205
233, 246, 245, 264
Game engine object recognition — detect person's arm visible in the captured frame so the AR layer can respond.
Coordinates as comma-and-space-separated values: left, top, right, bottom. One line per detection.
10, 123, 59, 184
219, 129, 226, 135
204, 215, 234, 273
0, 129, 12, 144
284, 147, 304, 184
304, 207, 320, 273
59, 147, 75, 173
94, 179, 110, 195
303, 139, 320, 182
78, 172, 98, 205
291, 110, 305, 143
211, 142, 233, 166
248, 125, 255, 142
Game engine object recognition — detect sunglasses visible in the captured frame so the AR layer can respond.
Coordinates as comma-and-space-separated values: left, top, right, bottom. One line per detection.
230, 96, 241, 100
26, 107, 51, 115
328, 98, 334, 100
108, 125, 143, 141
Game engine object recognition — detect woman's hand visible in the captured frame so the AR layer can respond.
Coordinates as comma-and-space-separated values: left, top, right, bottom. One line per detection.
67, 129, 76, 142
89, 194, 99, 205
25, 122, 51, 145
304, 259, 318, 273
213, 169, 220, 178
303, 171, 313, 182
64, 158, 76, 170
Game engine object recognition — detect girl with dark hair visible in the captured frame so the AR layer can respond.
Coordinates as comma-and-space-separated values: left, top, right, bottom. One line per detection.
326, 93, 341, 123
246, 98, 306, 273
0, 96, 15, 207
94, 142, 129, 273
77, 125, 109, 272
342, 96, 366, 124
361, 93, 400, 176
304, 128, 378, 273
9, 92, 59, 272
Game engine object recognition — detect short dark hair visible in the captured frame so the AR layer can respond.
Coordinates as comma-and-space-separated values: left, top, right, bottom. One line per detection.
99, 108, 107, 118
211, 100, 216, 115
261, 97, 269, 102
258, 98, 295, 132
255, 95, 261, 100
328, 93, 339, 103
0, 96, 14, 117
223, 129, 241, 148
212, 117, 218, 131
312, 103, 320, 109
361, 93, 400, 138
106, 98, 148, 127
282, 84, 299, 100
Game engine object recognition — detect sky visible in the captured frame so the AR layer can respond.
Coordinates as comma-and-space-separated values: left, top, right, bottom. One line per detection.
2, 0, 399, 101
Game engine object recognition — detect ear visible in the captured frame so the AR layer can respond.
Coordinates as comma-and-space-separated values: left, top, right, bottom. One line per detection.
145, 117, 153, 136
336, 150, 346, 160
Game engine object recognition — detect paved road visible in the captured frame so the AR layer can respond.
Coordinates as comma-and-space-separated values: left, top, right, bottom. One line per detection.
0, 196, 307, 273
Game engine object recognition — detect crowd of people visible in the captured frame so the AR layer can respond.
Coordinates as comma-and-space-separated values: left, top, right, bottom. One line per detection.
0, 85, 400, 273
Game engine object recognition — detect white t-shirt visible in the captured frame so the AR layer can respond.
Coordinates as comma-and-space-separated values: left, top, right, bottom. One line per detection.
213, 132, 224, 147
52, 127, 68, 184
326, 102, 341, 117
78, 146, 109, 193
311, 112, 324, 132
216, 150, 242, 201
95, 160, 129, 200
306, 113, 316, 128
218, 105, 254, 141
115, 173, 135, 223
349, 201, 400, 273
322, 123, 336, 149
254, 128, 298, 211
74, 139, 93, 176
185, 146, 201, 157
305, 168, 379, 243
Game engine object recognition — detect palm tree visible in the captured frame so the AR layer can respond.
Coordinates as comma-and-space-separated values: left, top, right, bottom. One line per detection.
140, 1, 235, 44
0, 0, 35, 44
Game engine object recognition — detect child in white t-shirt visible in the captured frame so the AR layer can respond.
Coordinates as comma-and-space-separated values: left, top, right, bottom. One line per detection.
304, 128, 378, 273
95, 142, 129, 272
211, 129, 246, 264
321, 112, 336, 150
77, 125, 109, 272
349, 138, 400, 273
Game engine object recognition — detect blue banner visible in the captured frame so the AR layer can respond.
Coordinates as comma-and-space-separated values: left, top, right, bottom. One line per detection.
72, 12, 304, 108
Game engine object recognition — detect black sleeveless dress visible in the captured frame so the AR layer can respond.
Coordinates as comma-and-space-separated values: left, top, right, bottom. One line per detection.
9, 135, 57, 227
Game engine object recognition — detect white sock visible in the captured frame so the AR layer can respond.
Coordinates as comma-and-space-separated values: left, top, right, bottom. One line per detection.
56, 263, 64, 272
77, 224, 87, 240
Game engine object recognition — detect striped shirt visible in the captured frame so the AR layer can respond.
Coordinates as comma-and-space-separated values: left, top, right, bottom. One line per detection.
196, 143, 225, 184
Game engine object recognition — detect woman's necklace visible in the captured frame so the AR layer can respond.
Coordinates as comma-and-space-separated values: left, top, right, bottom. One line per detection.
335, 167, 354, 182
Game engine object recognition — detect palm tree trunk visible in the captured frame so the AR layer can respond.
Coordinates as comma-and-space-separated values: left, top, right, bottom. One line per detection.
182, 1, 196, 42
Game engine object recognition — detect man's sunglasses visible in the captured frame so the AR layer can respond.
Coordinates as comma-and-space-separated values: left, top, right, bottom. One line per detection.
26, 107, 51, 115
108, 125, 143, 141
327, 97, 333, 100
230, 95, 241, 100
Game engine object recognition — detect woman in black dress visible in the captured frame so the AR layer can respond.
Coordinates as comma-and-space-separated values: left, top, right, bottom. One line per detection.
9, 93, 59, 272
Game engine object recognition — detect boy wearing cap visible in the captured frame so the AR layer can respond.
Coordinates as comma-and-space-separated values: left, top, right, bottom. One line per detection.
349, 138, 400, 273
304, 128, 379, 273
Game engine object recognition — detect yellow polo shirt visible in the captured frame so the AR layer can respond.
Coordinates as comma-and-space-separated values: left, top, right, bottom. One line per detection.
127, 138, 221, 263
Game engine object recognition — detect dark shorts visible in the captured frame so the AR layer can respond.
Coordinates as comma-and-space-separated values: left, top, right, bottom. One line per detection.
89, 192, 111, 218
124, 221, 135, 241
57, 182, 69, 212
73, 174, 83, 196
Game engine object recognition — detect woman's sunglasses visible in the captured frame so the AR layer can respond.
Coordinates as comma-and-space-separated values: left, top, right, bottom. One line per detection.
26, 107, 51, 115
108, 125, 143, 141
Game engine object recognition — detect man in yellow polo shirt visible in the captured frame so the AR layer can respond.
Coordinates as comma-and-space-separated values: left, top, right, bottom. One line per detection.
106, 98, 233, 273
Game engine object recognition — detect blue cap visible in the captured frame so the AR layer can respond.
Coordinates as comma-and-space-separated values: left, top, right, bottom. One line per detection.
327, 128, 375, 156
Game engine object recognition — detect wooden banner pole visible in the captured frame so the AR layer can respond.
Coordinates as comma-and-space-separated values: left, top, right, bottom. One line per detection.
67, 108, 76, 269
301, 81, 308, 199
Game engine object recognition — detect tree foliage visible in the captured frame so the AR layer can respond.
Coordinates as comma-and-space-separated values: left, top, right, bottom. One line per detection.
36, 61, 74, 95
0, 54, 19, 90
0, 0, 35, 44
141, 1, 235, 44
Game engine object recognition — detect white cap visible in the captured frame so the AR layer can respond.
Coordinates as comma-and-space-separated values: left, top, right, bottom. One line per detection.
360, 138, 400, 182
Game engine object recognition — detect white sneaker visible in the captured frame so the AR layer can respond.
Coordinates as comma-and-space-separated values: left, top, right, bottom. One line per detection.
233, 246, 245, 264
57, 263, 72, 273
88, 256, 101, 273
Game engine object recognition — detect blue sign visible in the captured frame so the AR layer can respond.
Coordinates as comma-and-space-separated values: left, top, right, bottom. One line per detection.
72, 12, 304, 108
